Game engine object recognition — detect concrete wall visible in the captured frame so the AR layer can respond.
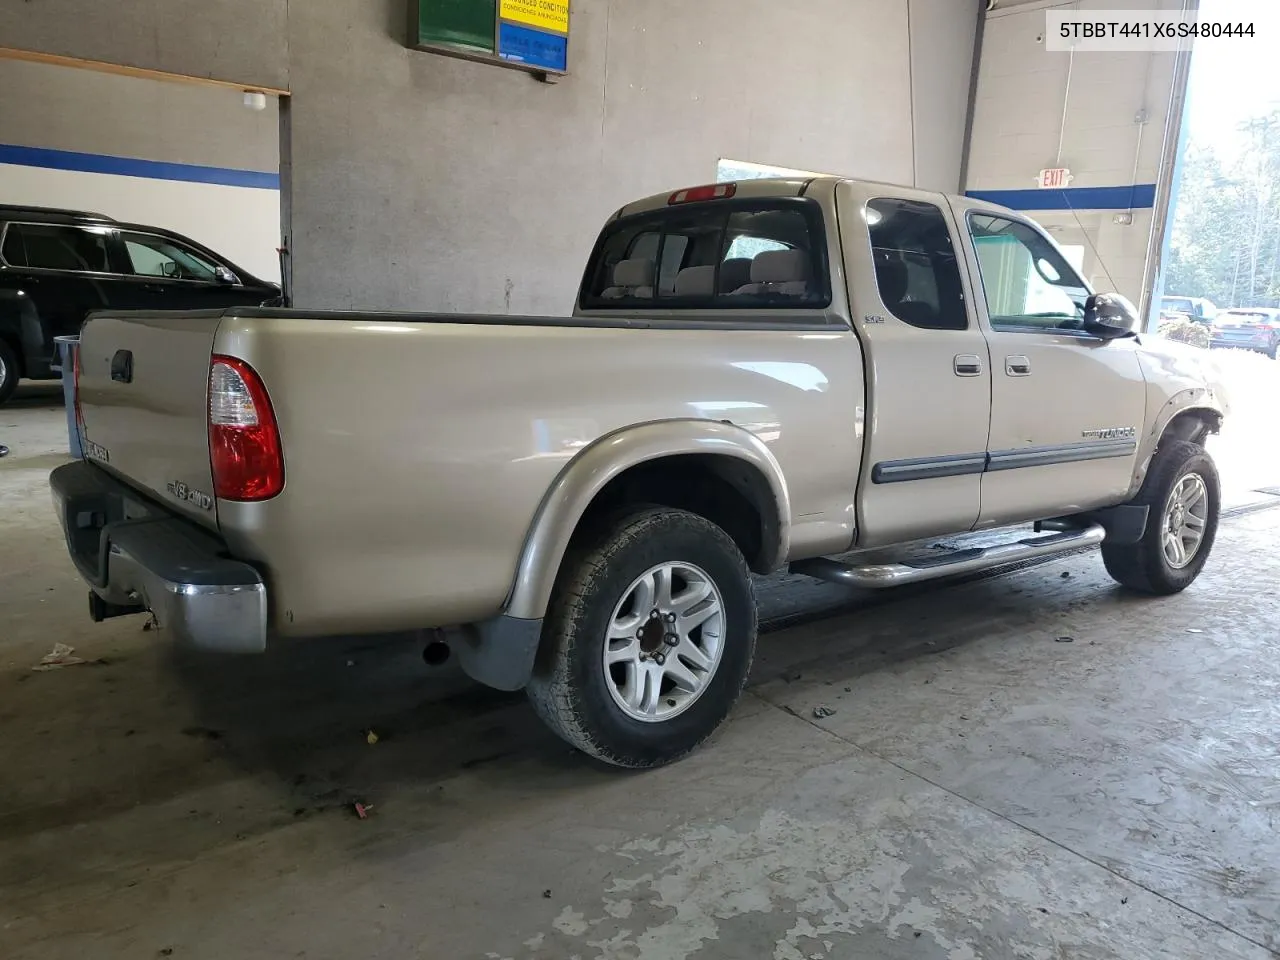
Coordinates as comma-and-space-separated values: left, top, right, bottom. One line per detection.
0, 0, 982, 314
964, 0, 1185, 311
0, 59, 282, 281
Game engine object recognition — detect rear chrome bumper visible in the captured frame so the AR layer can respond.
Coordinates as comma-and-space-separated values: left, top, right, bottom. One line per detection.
49, 461, 267, 653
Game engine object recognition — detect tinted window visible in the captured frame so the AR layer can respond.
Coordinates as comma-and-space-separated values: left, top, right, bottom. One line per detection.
3, 224, 112, 273
867, 198, 968, 330
968, 213, 1088, 333
1, 226, 25, 266
582, 200, 828, 310
121, 232, 219, 282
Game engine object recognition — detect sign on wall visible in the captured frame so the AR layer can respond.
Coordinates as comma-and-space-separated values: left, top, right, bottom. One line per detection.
412, 0, 569, 77
1037, 167, 1074, 189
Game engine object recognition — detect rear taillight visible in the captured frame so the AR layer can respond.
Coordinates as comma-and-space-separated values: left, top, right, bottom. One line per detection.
668, 183, 737, 205
72, 343, 85, 442
208, 356, 284, 501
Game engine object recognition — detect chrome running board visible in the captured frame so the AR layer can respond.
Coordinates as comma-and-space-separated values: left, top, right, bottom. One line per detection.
790, 523, 1106, 589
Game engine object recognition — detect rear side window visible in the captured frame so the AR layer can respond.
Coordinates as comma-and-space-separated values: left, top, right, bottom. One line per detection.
867, 198, 968, 331
581, 200, 830, 310
1, 226, 25, 266
0, 224, 112, 273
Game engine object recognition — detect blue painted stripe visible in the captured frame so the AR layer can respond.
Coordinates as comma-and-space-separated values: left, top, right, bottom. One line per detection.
965, 183, 1157, 211
0, 143, 279, 190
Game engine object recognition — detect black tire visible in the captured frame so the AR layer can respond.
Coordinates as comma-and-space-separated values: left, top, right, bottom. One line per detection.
1102, 439, 1219, 595
0, 339, 18, 406
526, 507, 757, 769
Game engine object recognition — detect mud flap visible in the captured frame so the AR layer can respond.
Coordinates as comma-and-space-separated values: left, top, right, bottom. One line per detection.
1076, 504, 1150, 545
453, 615, 543, 691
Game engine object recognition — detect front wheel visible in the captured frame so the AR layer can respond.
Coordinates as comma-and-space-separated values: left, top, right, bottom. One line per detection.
1102, 439, 1220, 595
527, 507, 757, 769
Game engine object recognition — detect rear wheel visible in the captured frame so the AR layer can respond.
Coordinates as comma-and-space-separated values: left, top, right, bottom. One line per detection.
527, 507, 756, 769
1102, 439, 1219, 595
0, 339, 19, 406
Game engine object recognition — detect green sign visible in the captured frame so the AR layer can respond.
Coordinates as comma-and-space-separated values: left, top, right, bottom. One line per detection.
416, 0, 497, 54
412, 0, 568, 75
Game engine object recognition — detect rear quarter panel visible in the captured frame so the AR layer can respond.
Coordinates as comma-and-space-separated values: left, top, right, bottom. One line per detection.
215, 315, 863, 636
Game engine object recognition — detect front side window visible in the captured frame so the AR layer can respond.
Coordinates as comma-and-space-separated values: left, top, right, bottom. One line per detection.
581, 200, 829, 310
867, 198, 968, 331
2, 224, 112, 273
121, 232, 219, 282
968, 213, 1088, 333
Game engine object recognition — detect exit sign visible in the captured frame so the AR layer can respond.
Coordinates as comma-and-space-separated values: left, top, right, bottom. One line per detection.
1037, 167, 1074, 189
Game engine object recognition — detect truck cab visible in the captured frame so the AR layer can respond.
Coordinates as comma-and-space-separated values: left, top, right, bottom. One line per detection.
576, 177, 1222, 549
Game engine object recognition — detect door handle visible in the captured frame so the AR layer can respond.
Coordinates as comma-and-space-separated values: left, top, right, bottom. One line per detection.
953, 354, 983, 377
1005, 355, 1032, 377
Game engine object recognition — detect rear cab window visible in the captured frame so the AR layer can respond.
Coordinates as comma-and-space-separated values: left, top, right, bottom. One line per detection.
579, 197, 831, 311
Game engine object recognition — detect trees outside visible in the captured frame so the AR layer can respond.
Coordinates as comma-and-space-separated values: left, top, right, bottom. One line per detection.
1165, 110, 1280, 309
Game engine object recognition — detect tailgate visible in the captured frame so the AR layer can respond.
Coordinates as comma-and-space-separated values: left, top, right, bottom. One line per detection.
77, 311, 223, 530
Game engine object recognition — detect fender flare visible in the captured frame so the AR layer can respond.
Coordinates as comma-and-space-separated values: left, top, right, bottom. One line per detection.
1129, 389, 1224, 497
503, 419, 792, 621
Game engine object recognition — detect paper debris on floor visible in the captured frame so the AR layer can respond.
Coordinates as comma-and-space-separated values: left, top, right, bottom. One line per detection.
32, 643, 88, 671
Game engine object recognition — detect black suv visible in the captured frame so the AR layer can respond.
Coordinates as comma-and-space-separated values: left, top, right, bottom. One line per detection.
0, 205, 280, 404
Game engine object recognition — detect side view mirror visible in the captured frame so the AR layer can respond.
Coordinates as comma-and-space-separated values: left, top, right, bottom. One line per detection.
214, 265, 239, 285
1082, 292, 1139, 340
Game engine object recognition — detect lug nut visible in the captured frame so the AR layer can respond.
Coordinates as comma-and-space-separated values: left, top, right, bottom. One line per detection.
665, 633, 679, 647
664, 612, 677, 623
654, 653, 666, 665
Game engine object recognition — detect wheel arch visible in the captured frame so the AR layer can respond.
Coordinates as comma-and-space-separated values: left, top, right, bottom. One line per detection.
503, 419, 791, 621
0, 290, 47, 379
1128, 394, 1223, 498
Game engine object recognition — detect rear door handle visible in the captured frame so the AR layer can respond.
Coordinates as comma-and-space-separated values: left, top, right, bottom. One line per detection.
953, 354, 983, 377
1005, 355, 1032, 377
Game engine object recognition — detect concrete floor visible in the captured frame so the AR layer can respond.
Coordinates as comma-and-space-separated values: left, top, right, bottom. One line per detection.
3, 377, 1280, 960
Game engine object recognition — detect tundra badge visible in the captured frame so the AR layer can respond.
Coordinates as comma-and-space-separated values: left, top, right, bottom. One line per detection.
1081, 426, 1136, 441
167, 480, 214, 511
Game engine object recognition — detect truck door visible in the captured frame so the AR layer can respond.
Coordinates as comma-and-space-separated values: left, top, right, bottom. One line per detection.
953, 203, 1148, 528
835, 183, 992, 547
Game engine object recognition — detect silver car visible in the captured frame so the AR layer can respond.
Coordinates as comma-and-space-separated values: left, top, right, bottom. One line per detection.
1210, 308, 1280, 358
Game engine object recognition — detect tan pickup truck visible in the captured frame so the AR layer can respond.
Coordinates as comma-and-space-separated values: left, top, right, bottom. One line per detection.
51, 176, 1229, 768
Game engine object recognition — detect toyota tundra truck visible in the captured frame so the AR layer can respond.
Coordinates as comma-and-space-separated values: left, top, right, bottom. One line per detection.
50, 176, 1229, 768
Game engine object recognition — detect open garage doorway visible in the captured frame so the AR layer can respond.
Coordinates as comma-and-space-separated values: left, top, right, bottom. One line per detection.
1154, 0, 1280, 505
0, 50, 288, 410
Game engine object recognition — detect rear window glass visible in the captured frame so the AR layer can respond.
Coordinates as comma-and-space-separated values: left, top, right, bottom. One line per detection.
1, 224, 112, 272
580, 199, 830, 310
1, 226, 25, 266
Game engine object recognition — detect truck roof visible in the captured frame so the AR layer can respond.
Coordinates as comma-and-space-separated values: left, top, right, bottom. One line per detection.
613, 176, 1015, 222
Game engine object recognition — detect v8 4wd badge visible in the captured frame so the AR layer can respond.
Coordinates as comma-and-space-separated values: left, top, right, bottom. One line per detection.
167, 480, 213, 511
